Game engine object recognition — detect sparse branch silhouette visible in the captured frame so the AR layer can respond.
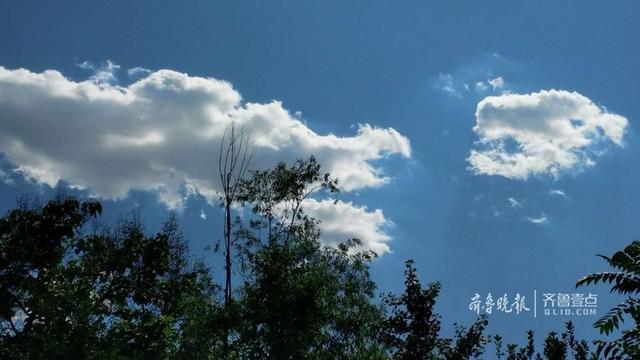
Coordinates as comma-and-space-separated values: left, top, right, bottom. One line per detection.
217, 122, 253, 305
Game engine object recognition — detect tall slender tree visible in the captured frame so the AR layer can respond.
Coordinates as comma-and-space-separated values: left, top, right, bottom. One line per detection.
218, 122, 252, 305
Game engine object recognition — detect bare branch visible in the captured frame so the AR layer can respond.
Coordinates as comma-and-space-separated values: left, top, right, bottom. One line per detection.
217, 121, 253, 305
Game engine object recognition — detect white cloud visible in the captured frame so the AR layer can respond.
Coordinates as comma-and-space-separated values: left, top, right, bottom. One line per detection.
77, 60, 120, 84
0, 65, 411, 254
199, 209, 207, 220
526, 214, 548, 224
435, 73, 461, 97
468, 90, 628, 180
76, 61, 93, 70
438, 74, 506, 96
433, 53, 512, 98
549, 189, 566, 197
488, 76, 504, 90
302, 198, 392, 255
508, 197, 522, 208
127, 67, 151, 79
475, 81, 489, 92
0, 168, 14, 185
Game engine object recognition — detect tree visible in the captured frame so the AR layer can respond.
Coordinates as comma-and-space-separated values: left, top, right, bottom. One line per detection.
506, 344, 520, 360
576, 240, 640, 358
5, 158, 635, 359
503, 330, 535, 360
562, 321, 593, 360
381, 260, 442, 359
496, 324, 592, 360
232, 156, 385, 359
218, 122, 252, 305
0, 196, 103, 358
380, 259, 489, 360
438, 316, 489, 359
543, 332, 567, 360
493, 335, 505, 360
0, 196, 222, 359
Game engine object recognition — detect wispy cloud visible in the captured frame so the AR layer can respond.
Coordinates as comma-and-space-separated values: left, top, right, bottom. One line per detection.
0, 168, 14, 185
549, 189, 567, 197
76, 60, 121, 84
433, 53, 514, 98
488, 76, 504, 91
434, 73, 462, 97
127, 66, 151, 79
526, 214, 548, 224
508, 197, 522, 208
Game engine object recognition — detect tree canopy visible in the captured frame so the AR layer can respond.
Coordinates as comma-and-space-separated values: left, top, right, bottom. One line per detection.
0, 157, 636, 359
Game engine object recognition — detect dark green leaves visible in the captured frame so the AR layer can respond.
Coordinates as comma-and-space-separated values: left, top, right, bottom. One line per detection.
0, 197, 220, 359
576, 240, 640, 357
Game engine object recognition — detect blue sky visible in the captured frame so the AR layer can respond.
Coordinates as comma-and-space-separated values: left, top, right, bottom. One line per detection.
1, 0, 639, 346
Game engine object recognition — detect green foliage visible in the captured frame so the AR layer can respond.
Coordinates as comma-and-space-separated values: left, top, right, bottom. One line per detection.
543, 332, 567, 360
523, 330, 536, 360
233, 156, 384, 359
380, 260, 489, 360
381, 259, 442, 359
577, 241, 640, 358
494, 322, 593, 360
505, 330, 535, 360
0, 197, 221, 359
493, 335, 505, 360
3, 157, 640, 359
438, 316, 489, 359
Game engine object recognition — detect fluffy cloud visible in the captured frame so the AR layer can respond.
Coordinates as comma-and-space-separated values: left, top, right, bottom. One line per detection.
0, 65, 411, 253
302, 199, 392, 255
468, 90, 628, 179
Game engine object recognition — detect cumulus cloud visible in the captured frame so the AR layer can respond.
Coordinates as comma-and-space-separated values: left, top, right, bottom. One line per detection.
0, 65, 410, 253
302, 199, 392, 255
468, 90, 628, 180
